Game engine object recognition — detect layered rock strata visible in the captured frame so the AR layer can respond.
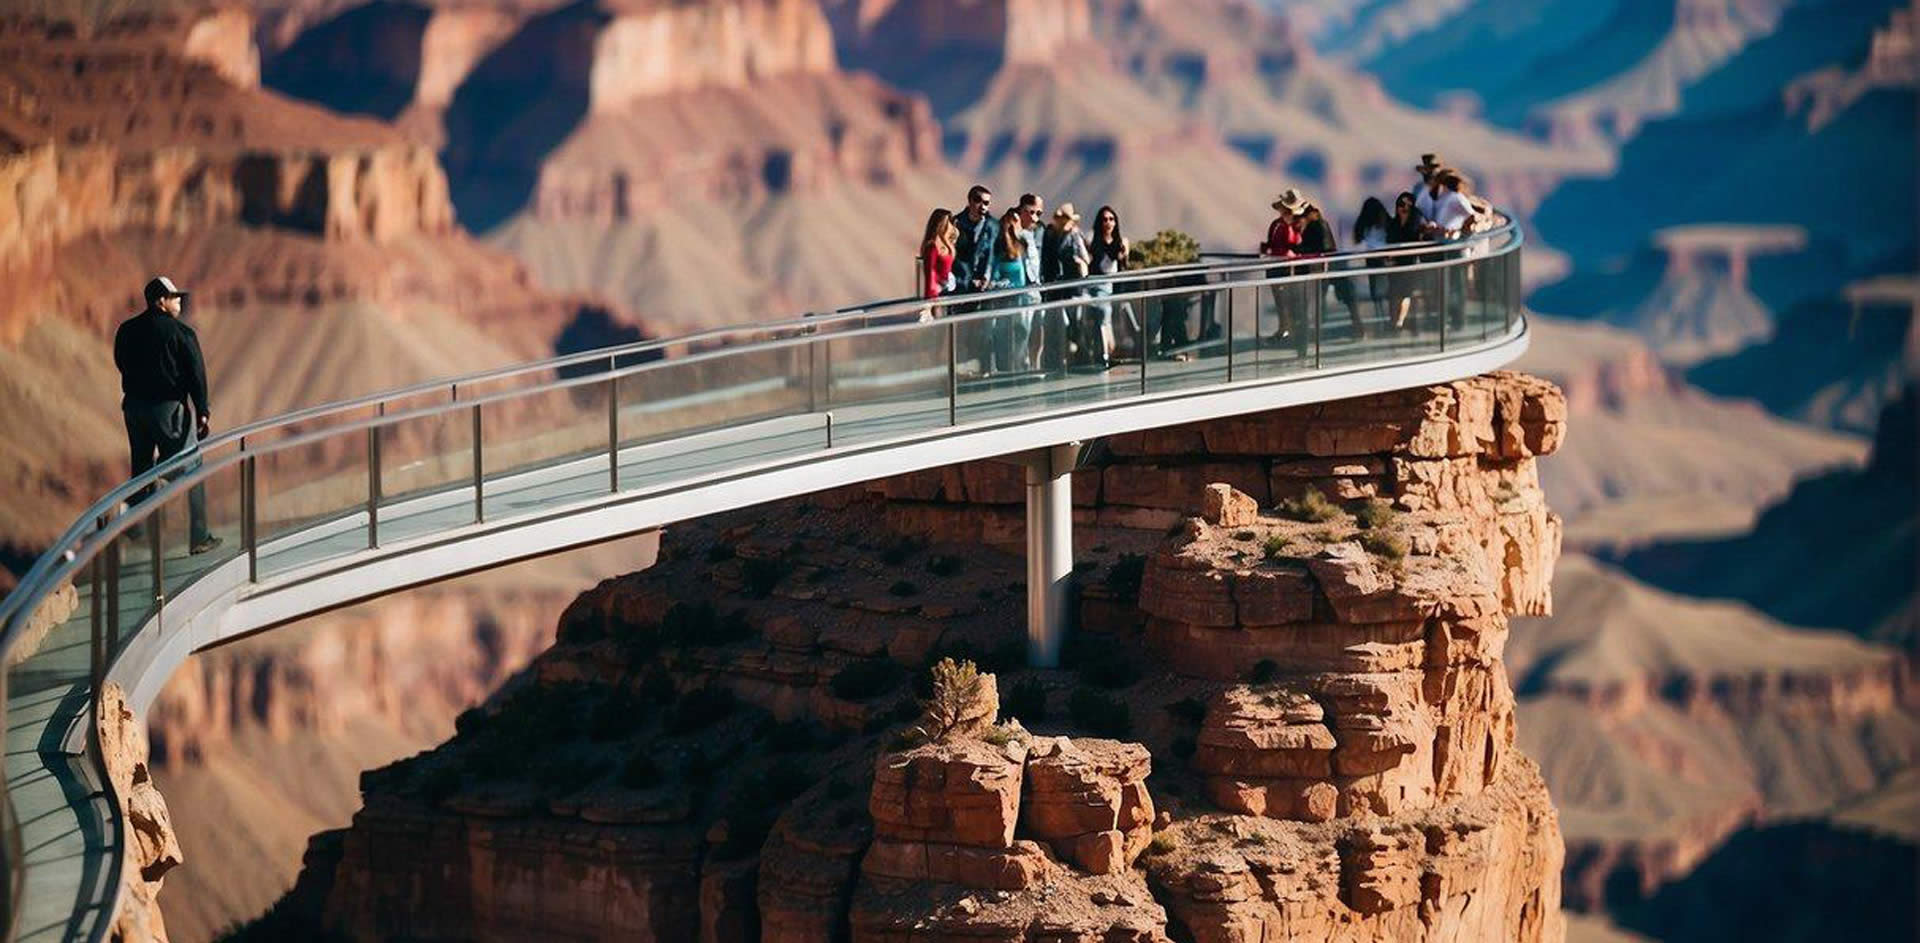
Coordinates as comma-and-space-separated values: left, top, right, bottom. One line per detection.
99, 681, 184, 943
260, 374, 1566, 942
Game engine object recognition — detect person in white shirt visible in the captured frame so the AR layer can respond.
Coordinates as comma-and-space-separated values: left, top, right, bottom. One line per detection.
1429, 169, 1475, 238
1413, 153, 1443, 222
1427, 169, 1474, 329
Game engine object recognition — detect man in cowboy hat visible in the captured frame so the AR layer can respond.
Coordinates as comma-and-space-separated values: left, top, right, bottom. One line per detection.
114, 275, 219, 553
1413, 153, 1444, 222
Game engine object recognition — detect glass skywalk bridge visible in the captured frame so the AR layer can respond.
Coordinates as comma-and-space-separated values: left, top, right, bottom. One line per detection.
0, 222, 1526, 941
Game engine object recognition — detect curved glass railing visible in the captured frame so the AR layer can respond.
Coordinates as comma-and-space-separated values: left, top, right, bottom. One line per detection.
0, 219, 1523, 941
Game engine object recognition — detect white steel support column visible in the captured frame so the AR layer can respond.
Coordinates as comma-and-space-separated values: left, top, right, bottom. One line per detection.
1023, 442, 1080, 667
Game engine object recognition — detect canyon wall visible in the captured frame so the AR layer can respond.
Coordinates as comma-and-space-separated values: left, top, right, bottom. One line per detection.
253, 372, 1568, 942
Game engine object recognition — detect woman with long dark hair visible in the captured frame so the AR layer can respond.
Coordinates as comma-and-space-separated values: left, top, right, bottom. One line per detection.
920, 208, 958, 301
1353, 196, 1391, 325
1086, 205, 1129, 366
1385, 191, 1428, 330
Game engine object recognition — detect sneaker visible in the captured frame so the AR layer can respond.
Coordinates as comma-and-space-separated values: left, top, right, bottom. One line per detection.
190, 535, 224, 555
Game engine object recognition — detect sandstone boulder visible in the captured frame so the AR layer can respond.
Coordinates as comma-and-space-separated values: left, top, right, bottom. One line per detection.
1021, 737, 1155, 874
870, 739, 1027, 848
1201, 483, 1259, 527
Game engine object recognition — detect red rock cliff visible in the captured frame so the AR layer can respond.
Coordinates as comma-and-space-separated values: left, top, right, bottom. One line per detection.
268, 372, 1566, 942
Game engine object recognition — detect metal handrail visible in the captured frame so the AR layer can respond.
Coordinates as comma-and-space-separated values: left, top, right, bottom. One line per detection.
0, 222, 1509, 640
0, 216, 1522, 943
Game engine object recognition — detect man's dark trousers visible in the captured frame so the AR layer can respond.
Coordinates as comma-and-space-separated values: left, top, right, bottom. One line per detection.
124, 398, 211, 545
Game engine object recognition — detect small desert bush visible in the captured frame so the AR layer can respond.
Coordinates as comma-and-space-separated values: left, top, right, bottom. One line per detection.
1276, 489, 1343, 523
1352, 498, 1397, 530
1146, 833, 1179, 856
1360, 530, 1410, 562
916, 658, 992, 742
1248, 659, 1280, 684
1262, 534, 1288, 560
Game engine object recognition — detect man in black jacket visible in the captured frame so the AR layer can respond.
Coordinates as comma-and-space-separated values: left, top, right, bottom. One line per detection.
114, 276, 219, 553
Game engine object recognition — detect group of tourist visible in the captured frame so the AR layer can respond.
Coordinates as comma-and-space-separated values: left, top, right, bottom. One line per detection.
918, 187, 1132, 372
915, 152, 1490, 372
1260, 153, 1485, 345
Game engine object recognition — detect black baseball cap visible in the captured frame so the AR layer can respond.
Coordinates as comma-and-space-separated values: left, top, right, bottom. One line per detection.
144, 276, 189, 304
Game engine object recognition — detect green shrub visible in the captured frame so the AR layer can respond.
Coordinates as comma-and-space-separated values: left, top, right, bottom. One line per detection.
1360, 530, 1410, 562
620, 751, 663, 789
1249, 659, 1280, 684
1105, 553, 1147, 601
666, 686, 737, 734
1276, 489, 1343, 523
1003, 678, 1049, 724
1262, 534, 1288, 560
1067, 688, 1132, 737
1129, 229, 1201, 268
888, 580, 921, 597
981, 723, 1021, 746
1146, 833, 1179, 855
1353, 497, 1397, 530
830, 659, 907, 701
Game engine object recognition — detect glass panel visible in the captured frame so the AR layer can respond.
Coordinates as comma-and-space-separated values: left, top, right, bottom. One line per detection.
824, 315, 950, 447
479, 379, 612, 523
376, 408, 477, 547
158, 460, 241, 603
1247, 272, 1315, 382
1145, 283, 1230, 395
254, 427, 369, 578
617, 346, 815, 493
4, 560, 109, 943
1317, 263, 1378, 368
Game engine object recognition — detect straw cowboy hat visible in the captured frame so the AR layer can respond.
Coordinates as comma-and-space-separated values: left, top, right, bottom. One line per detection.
1052, 202, 1081, 222
1415, 153, 1444, 174
1271, 188, 1308, 214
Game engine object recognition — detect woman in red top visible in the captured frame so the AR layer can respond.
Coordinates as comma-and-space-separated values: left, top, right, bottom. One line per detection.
920, 208, 958, 301
1260, 189, 1307, 349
